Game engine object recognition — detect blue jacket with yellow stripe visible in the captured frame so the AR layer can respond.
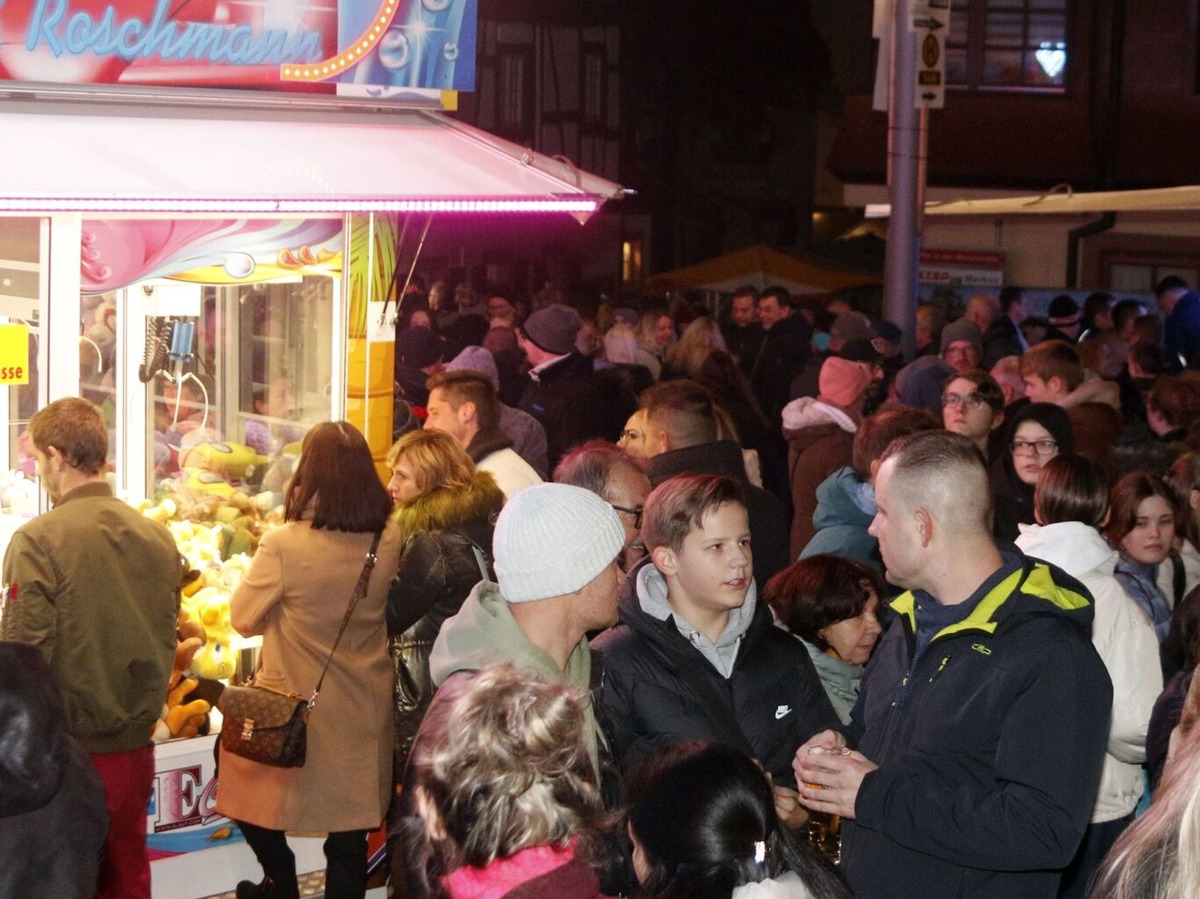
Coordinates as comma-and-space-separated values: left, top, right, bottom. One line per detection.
840, 549, 1113, 899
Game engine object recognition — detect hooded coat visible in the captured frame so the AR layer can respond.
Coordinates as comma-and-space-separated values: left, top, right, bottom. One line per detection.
1016, 521, 1161, 823
799, 465, 881, 570
0, 642, 108, 899
387, 471, 505, 769
591, 558, 838, 784
781, 397, 857, 558
840, 549, 1112, 899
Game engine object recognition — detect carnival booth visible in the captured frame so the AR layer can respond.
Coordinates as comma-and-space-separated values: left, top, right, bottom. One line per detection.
0, 2, 621, 895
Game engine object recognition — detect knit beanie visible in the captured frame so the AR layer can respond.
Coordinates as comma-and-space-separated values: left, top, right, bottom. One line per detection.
522, 304, 582, 355
831, 312, 873, 343
445, 345, 501, 392
493, 483, 625, 602
818, 356, 873, 408
939, 318, 983, 357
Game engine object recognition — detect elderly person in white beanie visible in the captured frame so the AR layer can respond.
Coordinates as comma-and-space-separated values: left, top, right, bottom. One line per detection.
427, 482, 625, 776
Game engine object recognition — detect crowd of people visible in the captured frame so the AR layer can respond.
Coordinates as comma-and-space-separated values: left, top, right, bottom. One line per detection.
5, 273, 1200, 899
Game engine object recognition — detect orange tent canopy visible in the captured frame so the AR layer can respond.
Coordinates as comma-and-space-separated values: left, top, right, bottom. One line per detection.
647, 244, 880, 296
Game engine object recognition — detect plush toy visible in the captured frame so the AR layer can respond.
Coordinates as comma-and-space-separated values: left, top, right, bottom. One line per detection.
178, 441, 267, 481
185, 586, 237, 681
152, 671, 211, 742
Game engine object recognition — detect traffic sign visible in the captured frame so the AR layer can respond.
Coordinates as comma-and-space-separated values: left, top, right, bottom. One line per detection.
911, 0, 951, 109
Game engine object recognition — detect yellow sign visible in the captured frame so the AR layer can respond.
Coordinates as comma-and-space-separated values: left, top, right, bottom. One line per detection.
0, 324, 30, 385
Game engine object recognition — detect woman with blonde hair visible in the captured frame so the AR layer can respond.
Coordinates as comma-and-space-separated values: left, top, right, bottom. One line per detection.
635, 309, 675, 380
663, 316, 728, 380
411, 664, 612, 898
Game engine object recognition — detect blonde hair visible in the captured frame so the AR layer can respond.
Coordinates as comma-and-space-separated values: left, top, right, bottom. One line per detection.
412, 665, 602, 869
386, 429, 475, 496
664, 316, 727, 379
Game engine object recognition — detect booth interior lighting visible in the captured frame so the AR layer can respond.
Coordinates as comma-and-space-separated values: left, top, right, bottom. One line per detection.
0, 197, 602, 214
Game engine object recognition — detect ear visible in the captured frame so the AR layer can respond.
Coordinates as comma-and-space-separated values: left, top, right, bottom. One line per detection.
1049, 375, 1068, 397
457, 400, 477, 425
650, 544, 676, 578
868, 458, 883, 483
413, 786, 447, 843
989, 410, 1005, 432
915, 507, 934, 548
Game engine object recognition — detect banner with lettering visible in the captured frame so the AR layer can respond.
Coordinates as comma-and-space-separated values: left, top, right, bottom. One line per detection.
0, 0, 476, 96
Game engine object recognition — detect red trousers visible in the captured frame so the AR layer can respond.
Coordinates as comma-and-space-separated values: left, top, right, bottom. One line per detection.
89, 746, 155, 899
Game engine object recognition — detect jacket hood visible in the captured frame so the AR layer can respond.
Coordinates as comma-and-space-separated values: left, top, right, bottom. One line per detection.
1015, 521, 1117, 578
648, 440, 748, 486
887, 547, 1095, 643
615, 556, 766, 672
811, 466, 875, 530
0, 643, 71, 816
393, 470, 505, 546
781, 396, 857, 434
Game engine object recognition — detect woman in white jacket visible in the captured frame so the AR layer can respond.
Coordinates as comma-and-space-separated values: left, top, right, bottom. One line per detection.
1015, 454, 1162, 899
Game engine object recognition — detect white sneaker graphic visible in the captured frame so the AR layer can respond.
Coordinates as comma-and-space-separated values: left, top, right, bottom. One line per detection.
775, 705, 792, 720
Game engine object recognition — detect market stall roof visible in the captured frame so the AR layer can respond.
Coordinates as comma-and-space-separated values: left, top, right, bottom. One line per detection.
0, 98, 622, 218
647, 244, 880, 296
866, 184, 1200, 218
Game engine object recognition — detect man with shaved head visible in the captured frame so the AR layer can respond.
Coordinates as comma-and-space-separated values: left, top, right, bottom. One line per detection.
793, 431, 1112, 899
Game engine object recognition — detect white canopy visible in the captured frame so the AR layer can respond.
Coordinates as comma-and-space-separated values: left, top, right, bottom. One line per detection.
868, 185, 1200, 218
0, 98, 622, 217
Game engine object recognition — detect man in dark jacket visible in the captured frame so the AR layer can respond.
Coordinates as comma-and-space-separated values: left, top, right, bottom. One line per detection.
794, 431, 1112, 899
640, 379, 790, 584
593, 474, 838, 829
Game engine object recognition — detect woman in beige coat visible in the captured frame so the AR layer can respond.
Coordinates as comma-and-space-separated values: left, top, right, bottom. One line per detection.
215, 421, 401, 899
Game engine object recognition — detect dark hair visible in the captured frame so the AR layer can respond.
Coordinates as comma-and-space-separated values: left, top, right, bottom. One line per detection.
1129, 342, 1165, 377
284, 421, 393, 532
1147, 376, 1200, 430
1034, 454, 1109, 528
764, 555, 885, 651
1155, 275, 1189, 296
850, 406, 941, 481
624, 742, 851, 899
29, 396, 107, 475
998, 286, 1025, 314
1082, 291, 1115, 327
941, 368, 1006, 413
641, 475, 744, 554
1004, 402, 1076, 456
426, 369, 501, 431
1104, 472, 1182, 547
757, 285, 792, 309
641, 380, 719, 448
554, 440, 647, 499
1167, 452, 1200, 548
1112, 298, 1146, 333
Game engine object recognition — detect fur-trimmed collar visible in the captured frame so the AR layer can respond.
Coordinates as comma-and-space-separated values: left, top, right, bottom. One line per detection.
467, 427, 514, 465
393, 470, 505, 545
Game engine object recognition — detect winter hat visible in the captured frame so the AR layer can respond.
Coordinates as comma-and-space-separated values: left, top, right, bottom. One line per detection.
873, 319, 903, 344
522, 304, 582, 355
396, 326, 446, 369
837, 338, 882, 364
445, 345, 500, 392
1047, 294, 1081, 327
493, 483, 625, 602
939, 318, 983, 357
831, 312, 873, 343
818, 356, 874, 408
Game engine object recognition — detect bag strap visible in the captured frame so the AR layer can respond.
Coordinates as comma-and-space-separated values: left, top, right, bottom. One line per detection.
471, 543, 491, 582
1172, 552, 1186, 608
308, 529, 383, 709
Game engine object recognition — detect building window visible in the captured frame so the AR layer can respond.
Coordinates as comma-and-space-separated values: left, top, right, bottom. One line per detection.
945, 0, 1068, 90
498, 51, 531, 132
622, 239, 643, 286
582, 51, 606, 128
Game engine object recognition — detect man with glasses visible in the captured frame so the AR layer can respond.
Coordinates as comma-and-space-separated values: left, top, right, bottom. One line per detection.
941, 370, 1006, 462
554, 440, 652, 575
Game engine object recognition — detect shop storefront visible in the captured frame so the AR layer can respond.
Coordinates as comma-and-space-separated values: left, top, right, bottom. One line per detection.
0, 3, 620, 895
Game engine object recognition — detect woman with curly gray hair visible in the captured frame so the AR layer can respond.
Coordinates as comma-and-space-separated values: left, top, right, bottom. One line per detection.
411, 664, 613, 898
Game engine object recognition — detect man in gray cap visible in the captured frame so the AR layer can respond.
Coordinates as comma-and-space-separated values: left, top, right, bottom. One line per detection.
517, 304, 612, 471
428, 483, 626, 772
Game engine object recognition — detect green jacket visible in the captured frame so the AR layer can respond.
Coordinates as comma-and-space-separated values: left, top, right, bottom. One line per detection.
1, 482, 182, 753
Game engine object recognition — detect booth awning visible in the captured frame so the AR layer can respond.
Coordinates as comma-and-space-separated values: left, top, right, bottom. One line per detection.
867, 185, 1200, 218
0, 99, 623, 218
647, 244, 880, 296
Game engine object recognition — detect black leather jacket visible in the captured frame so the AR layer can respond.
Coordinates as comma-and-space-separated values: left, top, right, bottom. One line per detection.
0, 642, 109, 898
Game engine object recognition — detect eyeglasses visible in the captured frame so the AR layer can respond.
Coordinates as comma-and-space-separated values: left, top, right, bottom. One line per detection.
619, 429, 643, 444
1011, 439, 1058, 456
610, 503, 644, 528
942, 392, 987, 410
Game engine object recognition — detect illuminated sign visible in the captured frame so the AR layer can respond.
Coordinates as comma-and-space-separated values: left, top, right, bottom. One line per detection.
0, 0, 476, 96
0, 324, 30, 385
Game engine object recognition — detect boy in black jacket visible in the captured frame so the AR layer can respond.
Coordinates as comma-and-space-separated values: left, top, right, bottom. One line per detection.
592, 473, 838, 827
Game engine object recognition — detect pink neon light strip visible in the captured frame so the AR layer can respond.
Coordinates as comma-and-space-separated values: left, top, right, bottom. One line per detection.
280, 0, 400, 82
0, 197, 602, 214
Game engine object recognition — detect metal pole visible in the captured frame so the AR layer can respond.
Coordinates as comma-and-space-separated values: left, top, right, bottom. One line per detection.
884, 0, 923, 359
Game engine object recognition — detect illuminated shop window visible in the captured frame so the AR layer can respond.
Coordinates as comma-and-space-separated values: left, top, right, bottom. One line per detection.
945, 0, 1068, 90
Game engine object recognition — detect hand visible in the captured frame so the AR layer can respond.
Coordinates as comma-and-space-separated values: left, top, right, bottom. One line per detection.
771, 783, 809, 829
794, 729, 847, 765
794, 745, 877, 820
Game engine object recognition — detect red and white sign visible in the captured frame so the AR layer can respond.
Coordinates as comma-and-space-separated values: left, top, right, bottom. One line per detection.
918, 248, 1007, 288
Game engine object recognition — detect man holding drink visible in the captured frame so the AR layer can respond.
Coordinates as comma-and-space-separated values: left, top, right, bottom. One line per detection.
794, 432, 1111, 899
